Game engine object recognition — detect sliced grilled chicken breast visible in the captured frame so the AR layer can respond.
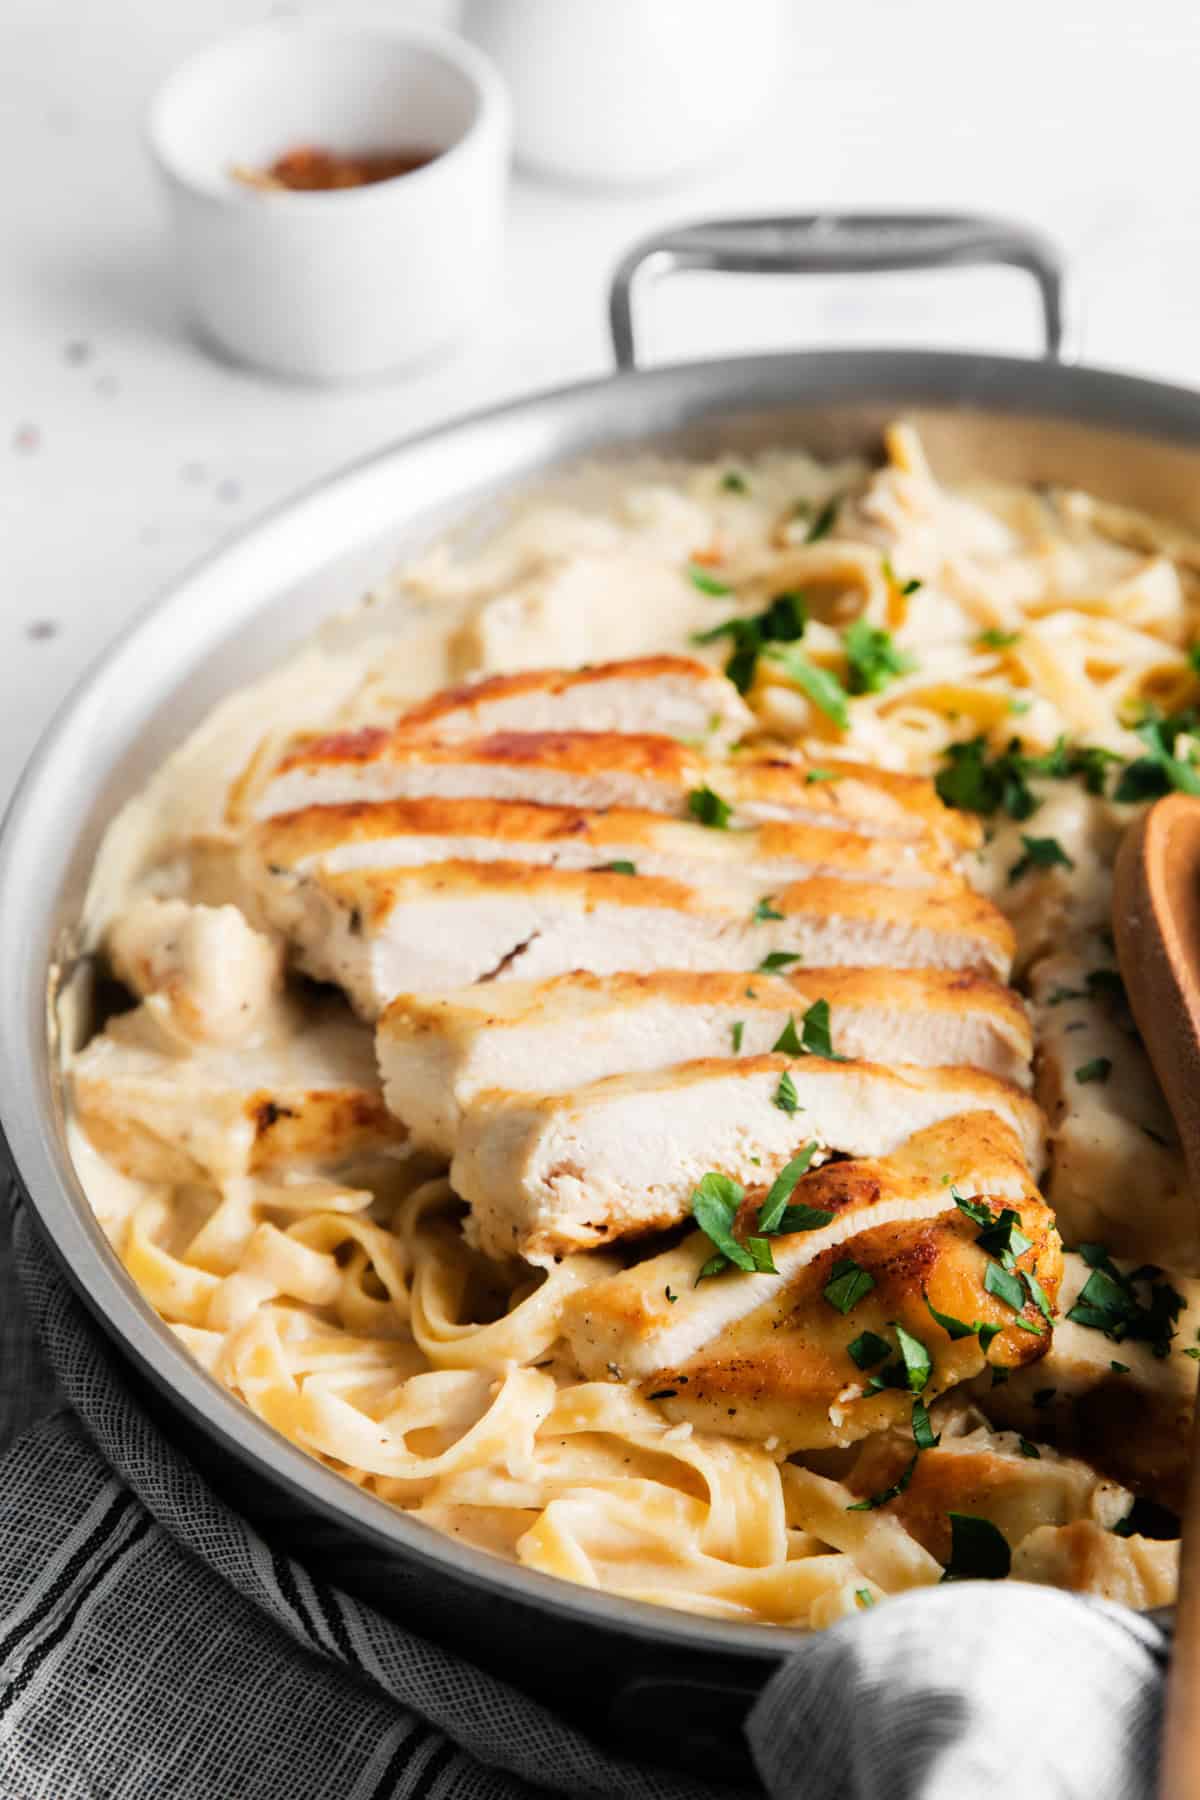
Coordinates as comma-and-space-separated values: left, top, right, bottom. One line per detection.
254, 861, 1014, 1018
976, 1249, 1200, 1513
254, 727, 980, 849
387, 656, 755, 746
378, 967, 1033, 1154
72, 1002, 405, 1185
562, 1114, 1048, 1379
842, 1422, 1131, 1564
255, 796, 953, 895
452, 1057, 1044, 1263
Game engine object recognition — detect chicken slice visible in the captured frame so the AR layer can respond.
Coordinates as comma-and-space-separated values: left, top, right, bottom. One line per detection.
378, 967, 1033, 1155
1010, 1521, 1178, 1607
562, 1115, 1056, 1410
255, 795, 953, 895
1030, 940, 1197, 1270
253, 861, 1014, 1019
975, 1249, 1200, 1512
385, 656, 755, 747
841, 1421, 1131, 1563
107, 896, 286, 1047
72, 1002, 405, 1185
253, 727, 980, 850
454, 1050, 1044, 1264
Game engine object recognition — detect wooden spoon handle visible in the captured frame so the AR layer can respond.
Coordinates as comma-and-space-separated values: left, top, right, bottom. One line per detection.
1113, 797, 1200, 1800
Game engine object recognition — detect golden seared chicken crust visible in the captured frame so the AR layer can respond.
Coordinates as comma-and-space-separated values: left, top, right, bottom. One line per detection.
256, 724, 981, 848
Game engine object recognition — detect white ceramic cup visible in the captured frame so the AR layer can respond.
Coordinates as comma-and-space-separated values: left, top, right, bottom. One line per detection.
145, 19, 511, 382
460, 0, 782, 188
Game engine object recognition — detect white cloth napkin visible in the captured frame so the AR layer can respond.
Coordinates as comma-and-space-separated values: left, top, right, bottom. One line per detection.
0, 1186, 1167, 1799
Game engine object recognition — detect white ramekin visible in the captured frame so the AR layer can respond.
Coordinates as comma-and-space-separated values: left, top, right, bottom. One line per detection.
145, 19, 511, 382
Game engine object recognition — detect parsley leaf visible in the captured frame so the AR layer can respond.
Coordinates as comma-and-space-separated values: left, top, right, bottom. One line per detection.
1075, 1057, 1112, 1085
912, 1397, 940, 1449
1009, 834, 1074, 883
936, 736, 1038, 820
843, 618, 916, 695
924, 1293, 978, 1341
756, 1144, 821, 1233
687, 785, 732, 829
692, 591, 808, 693
941, 1514, 1011, 1581
690, 1173, 754, 1276
846, 1452, 917, 1512
1017, 1436, 1041, 1459
806, 497, 839, 543
855, 1587, 876, 1609
720, 470, 748, 494
771, 1014, 803, 1054
977, 628, 1021, 649
767, 646, 851, 728
881, 557, 922, 596
730, 1020, 745, 1053
824, 1258, 876, 1315
848, 1330, 892, 1370
753, 894, 784, 922
1066, 1247, 1183, 1356
772, 1071, 800, 1114
892, 1323, 932, 1392
687, 564, 732, 597
600, 859, 637, 875
799, 996, 843, 1060
985, 1260, 1031, 1316
758, 950, 803, 973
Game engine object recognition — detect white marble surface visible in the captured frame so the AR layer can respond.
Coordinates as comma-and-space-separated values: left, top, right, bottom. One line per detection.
3, 0, 1198, 806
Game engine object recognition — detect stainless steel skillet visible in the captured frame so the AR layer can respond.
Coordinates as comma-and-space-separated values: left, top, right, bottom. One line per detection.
2, 214, 1198, 1780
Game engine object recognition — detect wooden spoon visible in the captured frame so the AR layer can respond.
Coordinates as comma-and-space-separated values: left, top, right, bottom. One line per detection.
1112, 793, 1200, 1799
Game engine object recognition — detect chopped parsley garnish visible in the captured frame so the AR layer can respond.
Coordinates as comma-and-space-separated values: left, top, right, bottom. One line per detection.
984, 1260, 1030, 1315
843, 618, 916, 695
756, 1144, 823, 1233
924, 1293, 978, 1341
1075, 1057, 1112, 1085
805, 497, 839, 543
1009, 834, 1074, 884
686, 564, 732, 597
941, 1513, 1011, 1581
687, 785, 732, 829
753, 894, 784, 922
976, 1321, 1004, 1353
1111, 1360, 1129, 1373
1017, 1437, 1041, 1459
691, 1149, 827, 1280
962, 1200, 1032, 1270
824, 1258, 876, 1315
730, 1020, 745, 1053
848, 1330, 892, 1370
892, 1324, 932, 1393
846, 1452, 917, 1512
758, 950, 803, 973
881, 557, 922, 597
773, 1071, 800, 1114
1113, 711, 1200, 803
912, 1397, 940, 1450
977, 628, 1021, 649
600, 859, 637, 875
692, 590, 808, 693
799, 997, 843, 1059
767, 646, 851, 728
690, 1173, 778, 1279
855, 1587, 875, 1610
805, 767, 839, 783
1023, 1268, 1054, 1324
935, 733, 1122, 820
772, 998, 843, 1060
720, 470, 748, 494
664, 1286, 678, 1304
1182, 1347, 1200, 1361
1066, 1244, 1184, 1357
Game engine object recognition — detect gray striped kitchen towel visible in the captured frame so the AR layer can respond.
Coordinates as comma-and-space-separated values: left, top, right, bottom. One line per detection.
0, 1182, 1167, 1799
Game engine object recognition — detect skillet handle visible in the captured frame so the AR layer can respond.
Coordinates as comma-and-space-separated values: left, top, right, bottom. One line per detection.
608, 211, 1077, 370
